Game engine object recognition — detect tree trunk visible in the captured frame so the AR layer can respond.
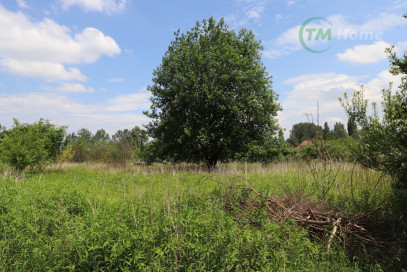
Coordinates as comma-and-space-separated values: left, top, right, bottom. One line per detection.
205, 156, 218, 171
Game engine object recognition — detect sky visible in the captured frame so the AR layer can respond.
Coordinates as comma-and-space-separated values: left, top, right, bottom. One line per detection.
0, 0, 406, 138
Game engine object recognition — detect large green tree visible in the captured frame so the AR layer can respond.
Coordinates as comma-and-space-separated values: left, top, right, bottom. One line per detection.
144, 17, 281, 169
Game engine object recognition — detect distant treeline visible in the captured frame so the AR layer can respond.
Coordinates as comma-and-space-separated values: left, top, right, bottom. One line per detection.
0, 117, 358, 172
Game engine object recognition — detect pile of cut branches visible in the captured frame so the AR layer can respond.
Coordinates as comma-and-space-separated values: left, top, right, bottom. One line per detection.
203, 175, 397, 251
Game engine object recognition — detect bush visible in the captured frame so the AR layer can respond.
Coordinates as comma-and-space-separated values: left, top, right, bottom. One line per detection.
297, 136, 359, 161
325, 136, 359, 161
0, 119, 66, 171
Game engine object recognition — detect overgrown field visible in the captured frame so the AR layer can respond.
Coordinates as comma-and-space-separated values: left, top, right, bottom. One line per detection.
0, 162, 404, 271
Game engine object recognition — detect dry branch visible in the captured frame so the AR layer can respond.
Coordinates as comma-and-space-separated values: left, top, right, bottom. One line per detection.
201, 175, 393, 251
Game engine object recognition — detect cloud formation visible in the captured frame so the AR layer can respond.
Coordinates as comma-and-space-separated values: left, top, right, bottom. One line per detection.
279, 70, 402, 137
106, 91, 152, 112
337, 40, 407, 64
16, 0, 28, 9
61, 0, 127, 14
0, 4, 120, 81
42, 83, 95, 93
337, 41, 391, 64
1, 59, 87, 81
225, 0, 268, 28
0, 90, 151, 134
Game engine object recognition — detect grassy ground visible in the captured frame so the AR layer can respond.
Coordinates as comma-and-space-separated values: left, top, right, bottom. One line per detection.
0, 162, 404, 271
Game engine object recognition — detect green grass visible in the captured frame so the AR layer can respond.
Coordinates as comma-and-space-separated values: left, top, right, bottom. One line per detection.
0, 162, 401, 271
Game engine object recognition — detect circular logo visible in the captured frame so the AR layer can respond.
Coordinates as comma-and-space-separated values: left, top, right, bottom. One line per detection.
299, 17, 332, 53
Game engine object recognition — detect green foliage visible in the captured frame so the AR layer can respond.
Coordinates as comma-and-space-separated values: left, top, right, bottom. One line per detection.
347, 117, 358, 138
144, 17, 281, 169
286, 122, 322, 147
339, 88, 369, 128
0, 119, 66, 171
236, 129, 291, 162
140, 141, 163, 164
57, 145, 75, 166
297, 143, 318, 160
112, 126, 148, 163
64, 126, 148, 165
387, 45, 407, 82
323, 122, 331, 140
298, 136, 359, 162
340, 49, 407, 188
325, 136, 359, 161
77, 128, 94, 145
0, 123, 6, 136
321, 122, 348, 141
94, 129, 110, 143
0, 165, 388, 271
332, 122, 348, 139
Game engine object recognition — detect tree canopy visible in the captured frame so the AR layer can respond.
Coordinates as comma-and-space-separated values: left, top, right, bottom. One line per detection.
144, 17, 281, 169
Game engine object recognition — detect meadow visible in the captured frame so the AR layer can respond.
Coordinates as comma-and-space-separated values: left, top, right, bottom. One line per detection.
0, 162, 404, 271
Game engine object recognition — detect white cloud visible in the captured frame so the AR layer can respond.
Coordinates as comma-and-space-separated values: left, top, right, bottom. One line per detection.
16, 0, 29, 9
42, 83, 95, 93
61, 0, 127, 14
279, 70, 402, 137
364, 70, 403, 100
286, 0, 296, 6
337, 41, 391, 64
265, 13, 406, 59
1, 59, 87, 81
246, 5, 264, 19
106, 91, 152, 112
337, 40, 407, 64
225, 0, 268, 28
0, 4, 120, 81
0, 90, 151, 134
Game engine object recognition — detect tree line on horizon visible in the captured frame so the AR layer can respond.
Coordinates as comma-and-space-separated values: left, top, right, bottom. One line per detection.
0, 117, 361, 171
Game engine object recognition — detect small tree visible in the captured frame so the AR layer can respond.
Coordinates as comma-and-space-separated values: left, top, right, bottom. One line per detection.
144, 17, 281, 169
131, 126, 148, 159
56, 144, 74, 168
0, 119, 66, 171
339, 44, 407, 188
112, 129, 134, 164
322, 122, 331, 140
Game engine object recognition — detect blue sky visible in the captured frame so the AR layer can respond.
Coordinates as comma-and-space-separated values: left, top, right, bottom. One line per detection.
0, 0, 406, 137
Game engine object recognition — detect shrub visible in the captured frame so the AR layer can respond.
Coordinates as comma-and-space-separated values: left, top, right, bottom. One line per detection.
0, 119, 66, 171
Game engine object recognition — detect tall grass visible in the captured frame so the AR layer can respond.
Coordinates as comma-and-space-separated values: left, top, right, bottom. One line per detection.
0, 162, 397, 271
